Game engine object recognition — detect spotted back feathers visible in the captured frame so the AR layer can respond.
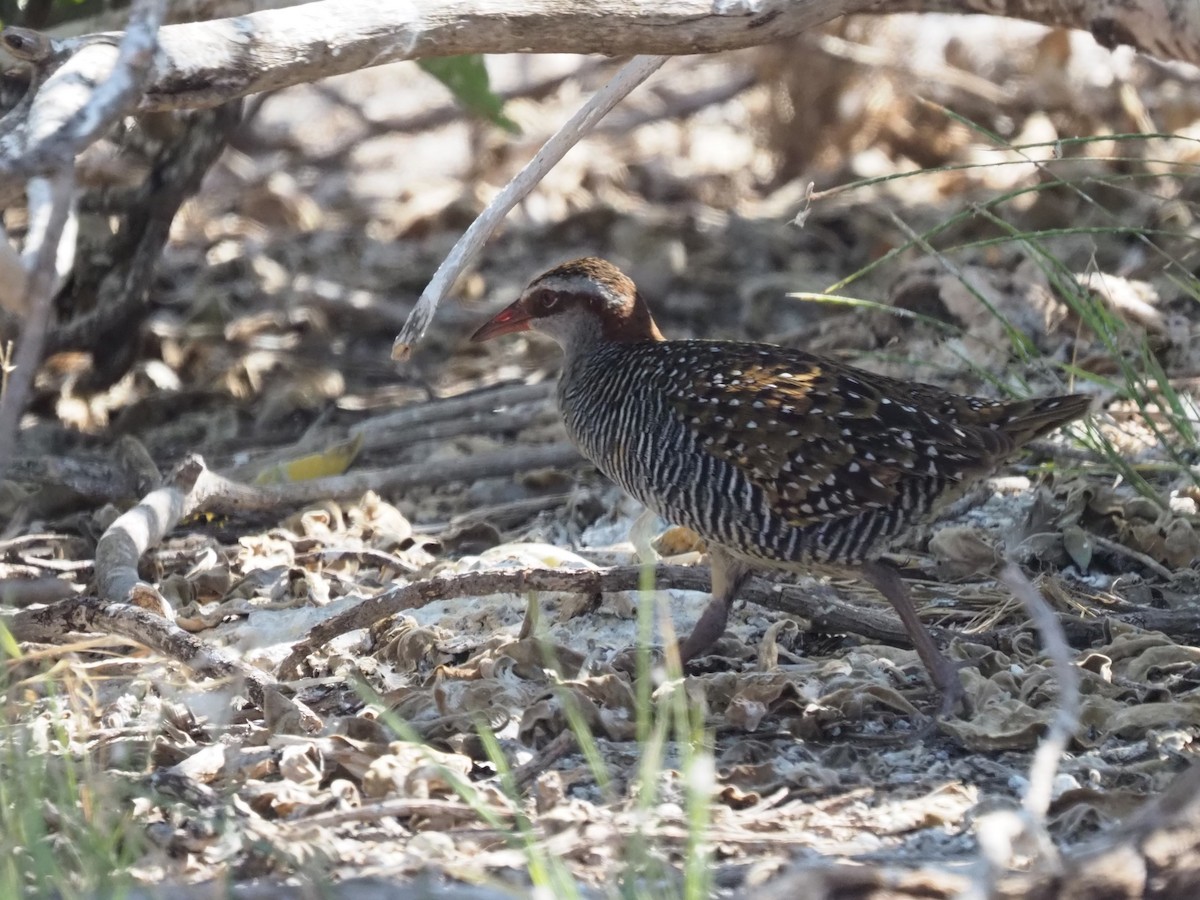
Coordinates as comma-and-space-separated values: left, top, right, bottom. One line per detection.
661, 342, 1088, 528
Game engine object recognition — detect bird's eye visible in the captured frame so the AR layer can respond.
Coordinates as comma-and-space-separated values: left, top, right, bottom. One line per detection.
539, 291, 561, 312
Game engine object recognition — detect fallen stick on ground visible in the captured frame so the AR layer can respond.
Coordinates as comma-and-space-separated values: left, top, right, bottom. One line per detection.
6, 592, 274, 707
277, 563, 950, 680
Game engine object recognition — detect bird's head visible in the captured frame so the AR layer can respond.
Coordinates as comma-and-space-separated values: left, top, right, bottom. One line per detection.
470, 257, 664, 349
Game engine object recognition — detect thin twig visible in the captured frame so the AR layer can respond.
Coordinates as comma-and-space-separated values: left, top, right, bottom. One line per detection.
512, 730, 577, 791
1089, 532, 1174, 581
390, 54, 667, 360
349, 381, 554, 438
974, 561, 1082, 884
355, 402, 550, 456
4, 593, 274, 707
997, 563, 1079, 821
197, 442, 582, 516
0, 169, 73, 476
596, 68, 758, 133
280, 797, 514, 831
0, 340, 13, 400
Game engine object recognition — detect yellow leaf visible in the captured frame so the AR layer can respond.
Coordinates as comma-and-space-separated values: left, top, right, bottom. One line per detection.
254, 433, 364, 484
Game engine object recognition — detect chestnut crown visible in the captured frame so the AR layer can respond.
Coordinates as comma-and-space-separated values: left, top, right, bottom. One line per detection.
470, 257, 665, 348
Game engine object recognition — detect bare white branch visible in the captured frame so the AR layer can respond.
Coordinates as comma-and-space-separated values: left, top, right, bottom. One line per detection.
29, 0, 1200, 117
0, 169, 74, 474
130, 0, 872, 111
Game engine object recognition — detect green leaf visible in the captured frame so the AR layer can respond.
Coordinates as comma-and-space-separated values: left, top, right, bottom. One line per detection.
419, 55, 518, 133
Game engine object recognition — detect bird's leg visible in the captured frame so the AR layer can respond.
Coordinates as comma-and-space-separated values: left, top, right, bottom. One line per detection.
860, 560, 964, 717
678, 547, 751, 664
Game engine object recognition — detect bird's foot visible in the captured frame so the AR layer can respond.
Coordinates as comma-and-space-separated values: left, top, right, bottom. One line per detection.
677, 594, 732, 668
609, 645, 667, 680
929, 656, 982, 719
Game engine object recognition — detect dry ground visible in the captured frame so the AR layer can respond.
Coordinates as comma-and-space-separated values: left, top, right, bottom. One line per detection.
4, 15, 1200, 898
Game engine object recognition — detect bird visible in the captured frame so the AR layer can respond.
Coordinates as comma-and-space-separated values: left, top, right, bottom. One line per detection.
470, 257, 1091, 713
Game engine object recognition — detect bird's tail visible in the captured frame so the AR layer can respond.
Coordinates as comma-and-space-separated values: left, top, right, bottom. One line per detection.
997, 393, 1092, 446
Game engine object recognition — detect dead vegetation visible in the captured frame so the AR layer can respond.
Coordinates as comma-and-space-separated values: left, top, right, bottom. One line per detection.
3, 14, 1200, 898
